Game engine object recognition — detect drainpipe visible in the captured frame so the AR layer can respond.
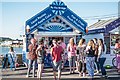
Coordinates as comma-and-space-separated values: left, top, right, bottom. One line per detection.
118, 1, 120, 34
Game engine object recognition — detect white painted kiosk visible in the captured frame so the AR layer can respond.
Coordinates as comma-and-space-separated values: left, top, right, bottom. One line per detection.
22, 0, 87, 67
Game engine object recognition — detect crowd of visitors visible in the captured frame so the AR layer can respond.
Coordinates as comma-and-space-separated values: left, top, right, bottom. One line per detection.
4, 37, 120, 80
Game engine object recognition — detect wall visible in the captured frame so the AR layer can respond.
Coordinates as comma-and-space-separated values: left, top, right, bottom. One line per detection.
82, 33, 104, 43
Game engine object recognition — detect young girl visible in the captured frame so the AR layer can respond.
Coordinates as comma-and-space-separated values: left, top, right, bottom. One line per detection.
8, 47, 17, 70
98, 39, 107, 77
85, 40, 95, 78
36, 39, 46, 79
67, 38, 76, 74
77, 38, 86, 77
26, 38, 37, 78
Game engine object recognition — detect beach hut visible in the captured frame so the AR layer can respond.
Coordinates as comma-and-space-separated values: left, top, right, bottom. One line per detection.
22, 0, 87, 67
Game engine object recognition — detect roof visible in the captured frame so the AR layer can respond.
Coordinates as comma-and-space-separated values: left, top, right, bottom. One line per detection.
87, 18, 120, 34
25, 0, 87, 34
88, 18, 116, 30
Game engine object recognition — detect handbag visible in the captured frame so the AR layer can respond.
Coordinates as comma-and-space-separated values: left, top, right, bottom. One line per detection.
27, 44, 37, 60
27, 51, 36, 60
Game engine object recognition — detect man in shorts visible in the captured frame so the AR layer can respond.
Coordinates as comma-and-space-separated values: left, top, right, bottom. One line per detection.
51, 39, 63, 80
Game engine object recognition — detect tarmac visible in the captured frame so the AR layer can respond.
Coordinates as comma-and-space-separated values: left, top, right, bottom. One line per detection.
1, 66, 120, 80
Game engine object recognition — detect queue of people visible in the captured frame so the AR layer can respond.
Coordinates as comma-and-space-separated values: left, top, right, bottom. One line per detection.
2, 37, 119, 80
25, 37, 110, 80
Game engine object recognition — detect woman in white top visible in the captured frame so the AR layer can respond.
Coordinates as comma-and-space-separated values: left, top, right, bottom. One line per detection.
98, 39, 107, 77
8, 47, 17, 70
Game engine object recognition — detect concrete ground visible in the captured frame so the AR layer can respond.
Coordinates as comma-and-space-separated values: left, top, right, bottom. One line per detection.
1, 66, 120, 80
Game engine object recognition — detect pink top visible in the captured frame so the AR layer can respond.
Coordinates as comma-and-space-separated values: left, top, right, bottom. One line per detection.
51, 45, 63, 62
60, 42, 66, 49
115, 43, 120, 49
67, 44, 76, 57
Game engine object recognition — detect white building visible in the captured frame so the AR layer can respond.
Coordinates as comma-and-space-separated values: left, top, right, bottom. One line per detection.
83, 18, 120, 66
23, 0, 87, 52
22, 0, 87, 66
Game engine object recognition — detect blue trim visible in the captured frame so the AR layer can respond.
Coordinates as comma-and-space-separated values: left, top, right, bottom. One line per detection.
87, 18, 120, 34
87, 28, 105, 34
38, 25, 73, 32
26, 7, 50, 24
26, 7, 56, 34
28, 15, 56, 34
105, 18, 120, 33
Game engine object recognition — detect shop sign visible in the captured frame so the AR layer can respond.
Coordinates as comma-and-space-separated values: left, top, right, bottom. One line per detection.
62, 9, 87, 34
26, 7, 55, 33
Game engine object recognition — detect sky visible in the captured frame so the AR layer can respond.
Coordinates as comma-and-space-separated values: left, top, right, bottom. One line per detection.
0, 0, 119, 39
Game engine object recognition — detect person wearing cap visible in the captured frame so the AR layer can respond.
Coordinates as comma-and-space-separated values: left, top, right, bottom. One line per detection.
26, 38, 37, 78
51, 39, 64, 80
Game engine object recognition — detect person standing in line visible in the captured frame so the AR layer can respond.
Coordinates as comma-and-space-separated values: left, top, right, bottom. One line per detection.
67, 38, 76, 74
26, 38, 37, 78
51, 39, 64, 80
97, 39, 107, 78
93, 38, 99, 74
44, 39, 49, 49
36, 39, 46, 79
77, 38, 86, 77
59, 39, 66, 49
58, 39, 67, 69
114, 38, 120, 72
85, 40, 95, 78
8, 47, 17, 70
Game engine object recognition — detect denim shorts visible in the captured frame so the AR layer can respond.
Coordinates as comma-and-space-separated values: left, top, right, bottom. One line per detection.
52, 60, 62, 71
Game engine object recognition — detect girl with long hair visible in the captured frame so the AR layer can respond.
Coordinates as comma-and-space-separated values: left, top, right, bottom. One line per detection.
8, 47, 17, 70
77, 38, 86, 77
67, 38, 76, 74
36, 39, 46, 79
85, 40, 95, 78
98, 39, 107, 78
